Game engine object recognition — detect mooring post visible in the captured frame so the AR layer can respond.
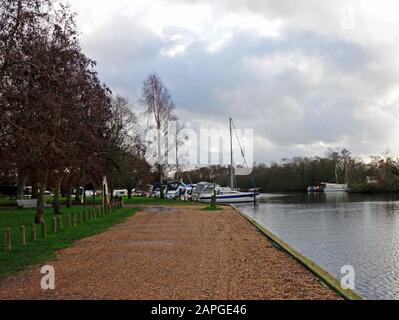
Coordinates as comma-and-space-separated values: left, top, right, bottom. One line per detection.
31, 223, 36, 241
211, 190, 217, 209
4, 228, 11, 251
20, 225, 26, 246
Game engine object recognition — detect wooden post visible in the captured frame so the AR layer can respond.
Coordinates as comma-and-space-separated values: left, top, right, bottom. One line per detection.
31, 224, 36, 241
66, 214, 71, 228
52, 217, 57, 233
57, 215, 63, 231
20, 226, 26, 246
4, 228, 11, 251
72, 213, 77, 227
41, 221, 47, 237
78, 211, 82, 224
211, 190, 217, 209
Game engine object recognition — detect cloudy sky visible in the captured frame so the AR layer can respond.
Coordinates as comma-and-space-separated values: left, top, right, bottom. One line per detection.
67, 0, 399, 164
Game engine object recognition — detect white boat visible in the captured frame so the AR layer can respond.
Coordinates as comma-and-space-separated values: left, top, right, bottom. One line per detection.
198, 118, 258, 204
199, 188, 256, 204
321, 183, 348, 193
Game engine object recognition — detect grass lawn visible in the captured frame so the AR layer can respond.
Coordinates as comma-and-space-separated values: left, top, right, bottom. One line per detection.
202, 205, 224, 211
123, 196, 202, 206
0, 196, 105, 207
0, 206, 138, 279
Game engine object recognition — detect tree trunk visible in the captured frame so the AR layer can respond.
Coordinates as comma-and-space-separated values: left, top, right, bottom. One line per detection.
52, 175, 62, 215
31, 176, 38, 199
17, 174, 28, 200
75, 186, 81, 203
92, 184, 96, 207
66, 183, 72, 208
83, 188, 87, 207
35, 170, 48, 224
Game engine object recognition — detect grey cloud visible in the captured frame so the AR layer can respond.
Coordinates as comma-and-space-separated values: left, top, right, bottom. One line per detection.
78, 1, 399, 163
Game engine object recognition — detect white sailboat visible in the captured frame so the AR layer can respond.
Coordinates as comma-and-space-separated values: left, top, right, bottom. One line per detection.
198, 118, 258, 204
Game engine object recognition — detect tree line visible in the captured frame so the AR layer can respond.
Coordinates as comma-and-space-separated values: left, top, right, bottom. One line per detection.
180, 149, 399, 193
0, 0, 181, 222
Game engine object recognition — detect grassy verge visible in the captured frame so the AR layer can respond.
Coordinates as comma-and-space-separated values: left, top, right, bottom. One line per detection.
123, 196, 202, 206
202, 205, 224, 211
1, 196, 202, 207
0, 196, 104, 207
0, 206, 137, 279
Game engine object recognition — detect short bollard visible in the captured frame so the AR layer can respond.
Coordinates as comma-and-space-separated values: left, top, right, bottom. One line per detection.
41, 221, 47, 237
4, 228, 12, 251
20, 225, 26, 246
57, 215, 63, 231
52, 217, 57, 233
31, 223, 36, 241
66, 214, 71, 228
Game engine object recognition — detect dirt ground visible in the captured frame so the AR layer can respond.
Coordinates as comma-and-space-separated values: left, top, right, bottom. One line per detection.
0, 205, 340, 300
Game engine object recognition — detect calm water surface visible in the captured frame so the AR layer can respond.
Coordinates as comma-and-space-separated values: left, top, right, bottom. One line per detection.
237, 193, 399, 300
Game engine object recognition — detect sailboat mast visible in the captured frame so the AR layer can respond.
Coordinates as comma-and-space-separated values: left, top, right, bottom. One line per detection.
230, 118, 234, 189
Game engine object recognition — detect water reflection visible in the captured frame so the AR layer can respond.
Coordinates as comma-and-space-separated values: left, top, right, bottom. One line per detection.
238, 193, 399, 300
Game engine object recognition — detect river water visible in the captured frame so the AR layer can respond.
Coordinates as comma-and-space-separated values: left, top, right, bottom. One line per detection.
237, 193, 399, 300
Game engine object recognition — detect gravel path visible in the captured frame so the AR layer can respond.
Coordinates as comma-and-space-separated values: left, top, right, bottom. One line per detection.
0, 206, 339, 300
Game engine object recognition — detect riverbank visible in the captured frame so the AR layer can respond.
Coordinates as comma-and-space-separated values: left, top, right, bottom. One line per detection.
0, 205, 339, 300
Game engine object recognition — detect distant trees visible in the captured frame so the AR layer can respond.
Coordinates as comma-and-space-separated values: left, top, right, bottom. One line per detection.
180, 149, 399, 193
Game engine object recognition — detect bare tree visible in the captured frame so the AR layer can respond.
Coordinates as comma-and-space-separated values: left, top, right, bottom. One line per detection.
141, 73, 176, 198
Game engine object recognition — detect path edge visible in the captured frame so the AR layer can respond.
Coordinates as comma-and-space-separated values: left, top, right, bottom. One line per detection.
230, 205, 364, 301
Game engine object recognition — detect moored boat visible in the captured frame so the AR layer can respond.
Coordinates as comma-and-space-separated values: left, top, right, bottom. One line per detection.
198, 186, 256, 204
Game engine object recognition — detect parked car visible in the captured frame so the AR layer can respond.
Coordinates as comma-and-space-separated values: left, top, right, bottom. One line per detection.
85, 190, 98, 197
113, 189, 128, 197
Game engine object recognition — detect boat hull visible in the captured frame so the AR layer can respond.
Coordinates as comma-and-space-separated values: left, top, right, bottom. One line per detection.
199, 193, 256, 204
